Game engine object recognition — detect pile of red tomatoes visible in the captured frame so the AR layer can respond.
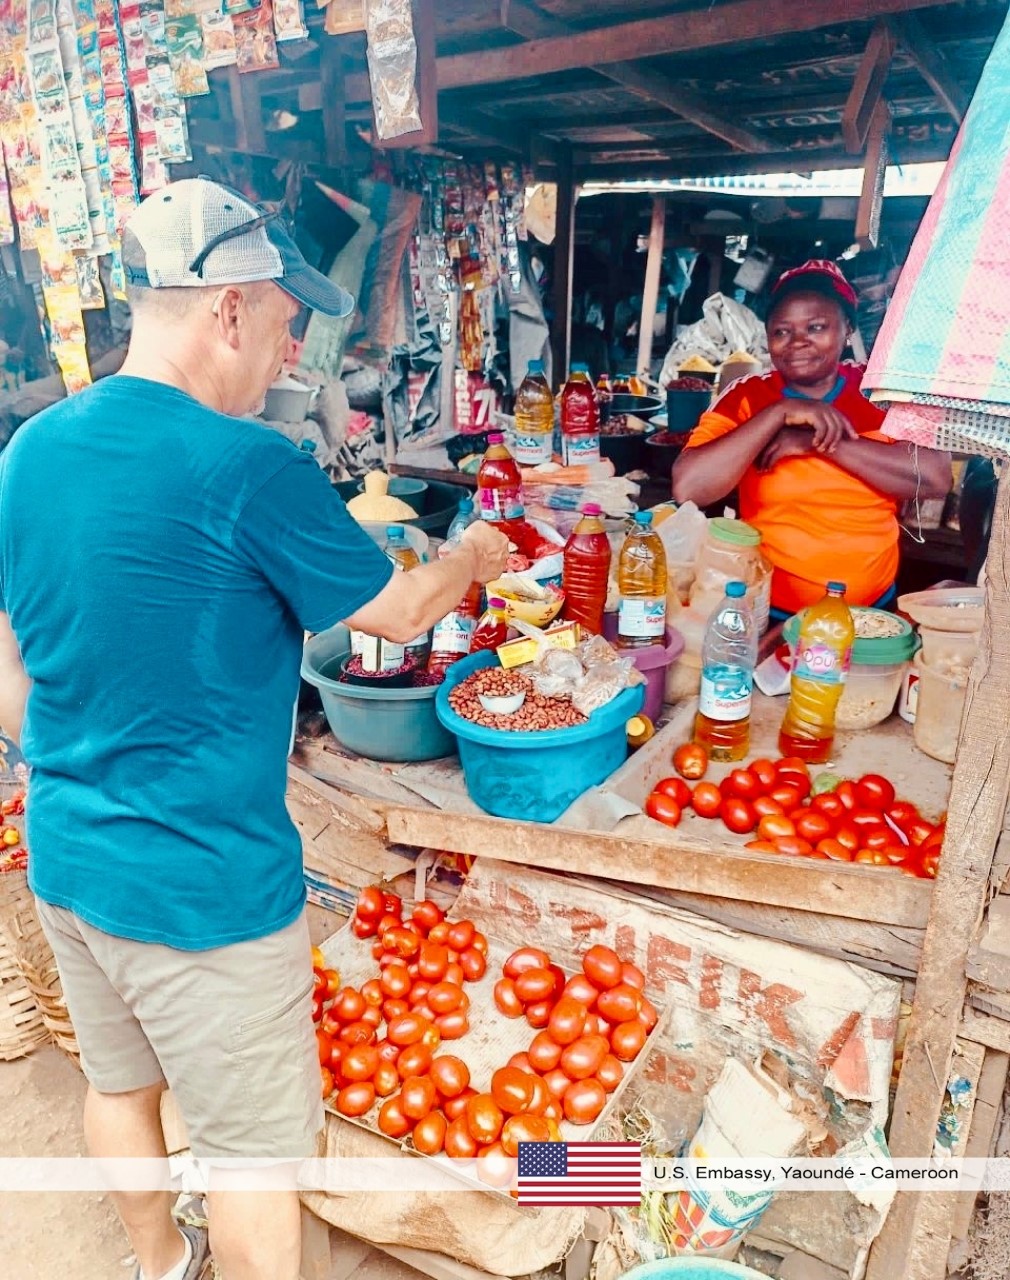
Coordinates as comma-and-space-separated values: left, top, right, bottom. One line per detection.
644, 747, 944, 879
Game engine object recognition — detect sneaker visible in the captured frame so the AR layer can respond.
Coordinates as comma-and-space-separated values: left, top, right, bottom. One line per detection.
131, 1224, 211, 1280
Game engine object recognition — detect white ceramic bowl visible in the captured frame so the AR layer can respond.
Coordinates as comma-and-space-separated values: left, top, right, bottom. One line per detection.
479, 690, 527, 716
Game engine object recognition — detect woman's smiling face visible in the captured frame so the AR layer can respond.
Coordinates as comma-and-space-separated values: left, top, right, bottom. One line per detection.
767, 291, 850, 390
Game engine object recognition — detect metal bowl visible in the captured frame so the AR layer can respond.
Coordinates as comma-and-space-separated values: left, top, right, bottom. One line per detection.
608, 393, 664, 422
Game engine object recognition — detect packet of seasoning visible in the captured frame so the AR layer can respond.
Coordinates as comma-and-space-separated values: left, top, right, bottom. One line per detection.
234, 0, 279, 72
75, 253, 106, 309
272, 0, 306, 41
323, 0, 365, 36
165, 14, 209, 96
55, 344, 93, 394
200, 11, 237, 68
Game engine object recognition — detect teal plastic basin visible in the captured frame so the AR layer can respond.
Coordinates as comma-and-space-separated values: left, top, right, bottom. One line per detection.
301, 625, 457, 763
435, 651, 644, 822
619, 1260, 766, 1279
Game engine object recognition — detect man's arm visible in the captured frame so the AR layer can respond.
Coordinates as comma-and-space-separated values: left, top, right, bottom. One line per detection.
0, 613, 28, 746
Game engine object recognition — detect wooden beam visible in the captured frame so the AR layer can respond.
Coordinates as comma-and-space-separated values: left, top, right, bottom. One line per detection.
951, 1049, 1009, 1239
842, 20, 895, 153
227, 65, 266, 154
500, 0, 771, 154
637, 196, 666, 377
551, 143, 576, 389
890, 13, 971, 124
866, 466, 1010, 1280
440, 0, 956, 92
855, 102, 891, 249
318, 37, 347, 168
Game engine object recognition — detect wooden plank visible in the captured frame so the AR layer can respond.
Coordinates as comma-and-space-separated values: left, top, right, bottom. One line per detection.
499, 0, 770, 154
890, 13, 971, 124
437, 0, 956, 92
550, 143, 575, 390
951, 1049, 1009, 1239
855, 102, 891, 250
227, 65, 266, 154
636, 196, 666, 378
866, 466, 1010, 1280
960, 1007, 1010, 1054
842, 20, 895, 153
384, 805, 933, 928
319, 37, 348, 169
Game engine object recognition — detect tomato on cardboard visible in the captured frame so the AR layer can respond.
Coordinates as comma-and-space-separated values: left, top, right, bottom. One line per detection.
854, 774, 896, 812
723, 768, 761, 801
691, 782, 722, 819
645, 791, 682, 826
654, 776, 692, 808
673, 742, 709, 780
720, 796, 757, 835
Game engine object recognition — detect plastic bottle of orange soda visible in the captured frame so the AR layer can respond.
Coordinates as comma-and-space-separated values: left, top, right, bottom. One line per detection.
778, 581, 856, 764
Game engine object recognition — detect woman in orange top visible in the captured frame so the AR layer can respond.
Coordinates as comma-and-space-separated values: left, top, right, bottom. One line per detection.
671, 261, 952, 618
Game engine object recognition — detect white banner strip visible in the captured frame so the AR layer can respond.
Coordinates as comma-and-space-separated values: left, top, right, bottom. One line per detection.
0, 1157, 1001, 1194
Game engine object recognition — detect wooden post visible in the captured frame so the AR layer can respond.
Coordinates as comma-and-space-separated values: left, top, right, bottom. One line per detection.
856, 103, 891, 250
551, 144, 575, 390
866, 465, 1010, 1279
227, 66, 266, 155
319, 37, 347, 170
637, 196, 666, 379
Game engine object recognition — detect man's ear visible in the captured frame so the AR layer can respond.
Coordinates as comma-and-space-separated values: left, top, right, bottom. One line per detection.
211, 287, 244, 349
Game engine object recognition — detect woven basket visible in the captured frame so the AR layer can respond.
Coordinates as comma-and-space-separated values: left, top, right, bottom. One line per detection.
13, 921, 80, 1065
0, 909, 46, 1061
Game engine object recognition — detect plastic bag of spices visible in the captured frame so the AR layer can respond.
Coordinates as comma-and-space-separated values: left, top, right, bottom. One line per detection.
365, 0, 423, 141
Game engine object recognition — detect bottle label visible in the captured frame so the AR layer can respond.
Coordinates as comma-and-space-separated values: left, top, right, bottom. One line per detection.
792, 641, 852, 685
358, 635, 405, 672
563, 433, 601, 466
478, 484, 524, 522
431, 612, 476, 656
699, 667, 753, 722
512, 432, 553, 465
618, 596, 666, 638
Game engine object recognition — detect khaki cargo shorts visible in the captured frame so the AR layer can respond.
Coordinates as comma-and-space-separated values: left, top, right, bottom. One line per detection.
36, 901, 323, 1160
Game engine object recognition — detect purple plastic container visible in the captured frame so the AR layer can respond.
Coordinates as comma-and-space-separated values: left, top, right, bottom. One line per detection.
602, 619, 685, 722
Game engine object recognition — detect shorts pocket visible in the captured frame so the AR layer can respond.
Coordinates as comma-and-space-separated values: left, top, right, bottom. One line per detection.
235, 976, 313, 1035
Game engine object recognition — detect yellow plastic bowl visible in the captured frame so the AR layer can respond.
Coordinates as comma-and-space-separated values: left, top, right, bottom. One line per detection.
487, 582, 565, 627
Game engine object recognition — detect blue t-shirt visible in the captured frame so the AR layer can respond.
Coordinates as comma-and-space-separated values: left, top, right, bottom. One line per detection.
0, 376, 393, 950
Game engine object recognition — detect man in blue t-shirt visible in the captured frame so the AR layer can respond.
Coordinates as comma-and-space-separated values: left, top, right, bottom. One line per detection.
0, 179, 507, 1280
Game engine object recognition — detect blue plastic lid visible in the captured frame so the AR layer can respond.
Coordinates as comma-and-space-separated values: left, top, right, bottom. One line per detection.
458, 496, 474, 512
634, 511, 654, 526
386, 525, 406, 540
571, 362, 590, 373
528, 359, 544, 375
827, 580, 847, 594
725, 581, 746, 597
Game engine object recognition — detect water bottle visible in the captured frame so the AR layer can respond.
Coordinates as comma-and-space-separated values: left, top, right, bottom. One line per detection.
616, 511, 667, 649
694, 581, 758, 761
513, 359, 555, 465
446, 495, 476, 545
385, 526, 428, 665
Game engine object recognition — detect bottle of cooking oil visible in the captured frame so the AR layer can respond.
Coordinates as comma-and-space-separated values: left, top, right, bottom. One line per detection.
512, 359, 554, 465
616, 511, 667, 649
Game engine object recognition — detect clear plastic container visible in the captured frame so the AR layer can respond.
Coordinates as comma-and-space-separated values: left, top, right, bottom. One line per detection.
917, 626, 980, 668
691, 517, 772, 635
912, 651, 970, 764
835, 662, 908, 730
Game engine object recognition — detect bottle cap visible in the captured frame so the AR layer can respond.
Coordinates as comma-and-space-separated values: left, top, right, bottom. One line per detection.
458, 496, 474, 511
386, 526, 404, 540
488, 597, 507, 610
528, 359, 544, 374
726, 581, 747, 598
582, 503, 603, 516
487, 432, 504, 445
571, 362, 590, 373
827, 581, 847, 594
633, 511, 653, 526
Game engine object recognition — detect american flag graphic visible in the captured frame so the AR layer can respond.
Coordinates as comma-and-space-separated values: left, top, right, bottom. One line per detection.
517, 1141, 642, 1206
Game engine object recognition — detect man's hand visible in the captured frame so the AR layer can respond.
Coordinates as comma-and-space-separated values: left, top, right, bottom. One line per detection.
458, 521, 510, 584
756, 427, 818, 472
782, 400, 858, 453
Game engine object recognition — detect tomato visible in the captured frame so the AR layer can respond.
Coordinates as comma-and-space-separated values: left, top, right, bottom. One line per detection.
850, 808, 886, 831
447, 920, 475, 952
459, 947, 487, 983
311, 945, 326, 971
493, 978, 524, 1018
320, 1066, 335, 1099
524, 1000, 554, 1029
466, 1094, 504, 1144
397, 1044, 433, 1080
356, 886, 386, 922
769, 783, 803, 812
444, 1114, 478, 1158
500, 1114, 551, 1156
383, 926, 420, 960
514, 967, 558, 1004
323, 969, 342, 1000
425, 982, 462, 1015
320, 1008, 343, 1038
504, 947, 552, 979
412, 1111, 447, 1155
691, 782, 723, 819
359, 978, 384, 1008
382, 892, 403, 917
864, 828, 901, 852
673, 741, 709, 780
444, 963, 465, 987
744, 839, 780, 855
750, 758, 778, 790
793, 808, 832, 843
380, 965, 411, 999
720, 796, 757, 835
563, 1079, 607, 1125
420, 1022, 442, 1049
610, 1019, 648, 1061
379, 1000, 407, 1024
596, 983, 643, 1024
341, 1045, 379, 1082
372, 1060, 400, 1097
476, 1142, 517, 1189
376, 1039, 401, 1065
919, 851, 940, 879
523, 1031, 560, 1074
377, 1096, 412, 1139
582, 944, 624, 990
427, 922, 450, 945
724, 768, 762, 801
313, 969, 327, 998
411, 900, 443, 933
435, 1011, 469, 1040
758, 814, 795, 841
560, 1034, 609, 1080
583, 1013, 608, 1037
645, 791, 682, 827
772, 836, 814, 858
834, 822, 861, 853
620, 964, 645, 991
400, 1075, 437, 1120
527, 1075, 549, 1116
597, 1054, 624, 1092
328, 1041, 346, 1074
854, 774, 896, 812
339, 1020, 376, 1046
834, 781, 858, 811
336, 1082, 375, 1117
752, 795, 785, 819
564, 974, 600, 1006
548, 997, 589, 1045
316, 1029, 335, 1067
376, 914, 401, 939
491, 1066, 536, 1115
812, 793, 845, 820
638, 997, 659, 1031
353, 916, 377, 939
855, 849, 891, 866
416, 943, 449, 983
408, 982, 431, 1008
442, 1087, 476, 1121
906, 819, 936, 847
387, 1013, 426, 1047
887, 801, 921, 831
776, 757, 810, 779
423, 1057, 467, 1102
816, 838, 853, 862
543, 1068, 571, 1100
654, 776, 693, 808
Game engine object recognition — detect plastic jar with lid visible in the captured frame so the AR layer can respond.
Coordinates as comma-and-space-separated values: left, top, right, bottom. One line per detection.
912, 650, 970, 763
690, 517, 772, 634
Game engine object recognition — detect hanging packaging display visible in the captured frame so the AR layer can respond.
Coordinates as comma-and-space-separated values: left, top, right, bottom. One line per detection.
364, 0, 422, 141
233, 0, 280, 73
165, 14, 210, 96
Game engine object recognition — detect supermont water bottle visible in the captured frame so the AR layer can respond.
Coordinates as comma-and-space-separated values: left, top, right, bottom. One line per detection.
694, 581, 758, 762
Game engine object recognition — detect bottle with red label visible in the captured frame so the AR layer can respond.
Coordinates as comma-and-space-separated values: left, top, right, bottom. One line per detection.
470, 597, 510, 653
778, 581, 855, 763
477, 433, 524, 525
561, 364, 601, 466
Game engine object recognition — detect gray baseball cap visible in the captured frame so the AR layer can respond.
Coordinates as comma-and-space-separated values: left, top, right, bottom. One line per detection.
121, 177, 354, 318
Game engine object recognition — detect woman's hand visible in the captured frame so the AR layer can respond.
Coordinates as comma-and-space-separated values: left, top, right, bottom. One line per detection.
756, 427, 817, 472
782, 400, 858, 453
